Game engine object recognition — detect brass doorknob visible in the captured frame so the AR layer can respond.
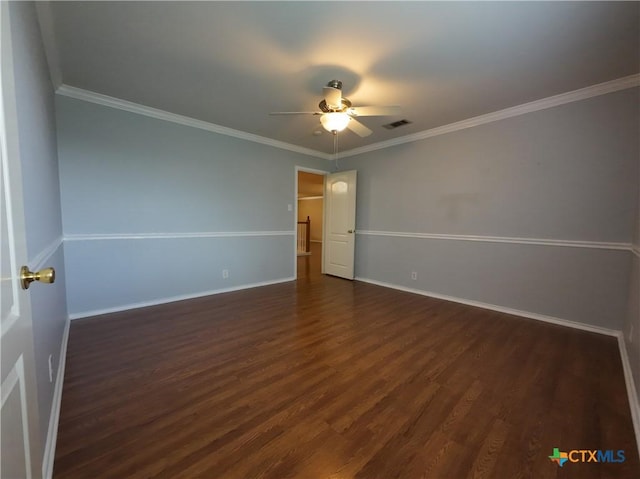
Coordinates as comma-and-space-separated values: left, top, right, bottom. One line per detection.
20, 266, 55, 290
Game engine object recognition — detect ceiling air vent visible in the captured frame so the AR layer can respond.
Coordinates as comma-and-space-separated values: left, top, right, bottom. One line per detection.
382, 119, 412, 130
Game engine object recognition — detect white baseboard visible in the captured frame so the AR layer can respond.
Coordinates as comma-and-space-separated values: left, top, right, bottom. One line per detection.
618, 333, 640, 460
48, 274, 640, 462
42, 317, 70, 479
354, 277, 619, 337
355, 277, 639, 455
69, 277, 296, 320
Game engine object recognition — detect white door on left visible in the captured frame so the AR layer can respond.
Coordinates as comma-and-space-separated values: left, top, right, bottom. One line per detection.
1, 3, 42, 477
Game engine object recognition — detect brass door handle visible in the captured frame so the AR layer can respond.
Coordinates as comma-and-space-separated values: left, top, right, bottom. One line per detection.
20, 266, 55, 290
348, 229, 355, 234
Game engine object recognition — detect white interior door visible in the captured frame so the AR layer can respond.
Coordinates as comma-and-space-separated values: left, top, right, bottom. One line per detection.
1, 2, 42, 478
323, 170, 357, 279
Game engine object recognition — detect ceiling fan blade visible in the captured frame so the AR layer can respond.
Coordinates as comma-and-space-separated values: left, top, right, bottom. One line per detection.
350, 105, 401, 117
269, 111, 321, 115
323, 86, 342, 109
346, 118, 372, 137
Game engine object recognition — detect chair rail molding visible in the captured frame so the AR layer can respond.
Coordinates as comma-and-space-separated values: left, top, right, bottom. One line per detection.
64, 231, 295, 241
356, 230, 632, 251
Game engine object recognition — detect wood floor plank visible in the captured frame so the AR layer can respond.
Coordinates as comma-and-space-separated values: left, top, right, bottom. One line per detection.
53, 246, 639, 478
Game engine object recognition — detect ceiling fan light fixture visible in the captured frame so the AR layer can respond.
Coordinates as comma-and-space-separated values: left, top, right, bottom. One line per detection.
320, 112, 350, 133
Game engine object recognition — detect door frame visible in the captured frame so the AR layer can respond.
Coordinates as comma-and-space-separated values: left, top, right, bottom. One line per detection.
293, 166, 327, 278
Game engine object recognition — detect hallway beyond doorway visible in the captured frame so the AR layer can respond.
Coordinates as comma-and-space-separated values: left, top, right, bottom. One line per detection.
297, 241, 322, 280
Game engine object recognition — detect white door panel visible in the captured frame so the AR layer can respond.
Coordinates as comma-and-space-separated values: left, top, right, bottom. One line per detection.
1, 356, 31, 479
324, 170, 357, 279
1, 2, 42, 477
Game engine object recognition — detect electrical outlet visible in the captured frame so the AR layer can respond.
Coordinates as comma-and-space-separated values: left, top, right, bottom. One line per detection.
411, 272, 417, 280
48, 354, 53, 383
629, 324, 634, 343
222, 269, 229, 279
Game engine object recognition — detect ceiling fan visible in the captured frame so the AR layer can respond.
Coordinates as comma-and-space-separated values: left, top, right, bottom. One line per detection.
270, 80, 401, 137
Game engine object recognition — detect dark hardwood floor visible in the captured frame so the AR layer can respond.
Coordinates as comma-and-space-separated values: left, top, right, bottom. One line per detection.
54, 243, 639, 478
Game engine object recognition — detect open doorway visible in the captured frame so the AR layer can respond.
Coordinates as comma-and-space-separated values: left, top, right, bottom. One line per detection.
295, 168, 326, 279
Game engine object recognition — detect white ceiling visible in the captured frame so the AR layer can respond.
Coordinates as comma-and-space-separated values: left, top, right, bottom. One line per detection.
44, 1, 639, 156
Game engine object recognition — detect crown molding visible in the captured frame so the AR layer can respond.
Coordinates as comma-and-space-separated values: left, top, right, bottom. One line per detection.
55, 85, 332, 160
57, 74, 639, 162
337, 74, 640, 159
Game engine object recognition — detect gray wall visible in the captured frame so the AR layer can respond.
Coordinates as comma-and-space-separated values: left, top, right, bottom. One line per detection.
626, 253, 639, 407
624, 161, 640, 408
56, 96, 328, 316
10, 0, 68, 466
341, 87, 639, 330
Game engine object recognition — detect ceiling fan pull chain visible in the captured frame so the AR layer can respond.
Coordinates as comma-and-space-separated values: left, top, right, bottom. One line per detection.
333, 132, 339, 170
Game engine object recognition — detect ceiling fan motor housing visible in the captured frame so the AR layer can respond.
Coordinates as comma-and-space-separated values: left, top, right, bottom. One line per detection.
270, 79, 392, 139
319, 98, 352, 113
